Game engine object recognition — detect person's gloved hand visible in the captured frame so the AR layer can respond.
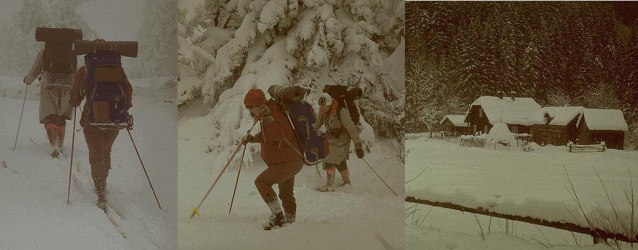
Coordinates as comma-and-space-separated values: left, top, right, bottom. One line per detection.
355, 143, 364, 159
242, 134, 253, 145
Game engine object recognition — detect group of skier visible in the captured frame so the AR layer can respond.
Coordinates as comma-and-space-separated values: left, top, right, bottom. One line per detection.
241, 86, 365, 229
21, 27, 136, 212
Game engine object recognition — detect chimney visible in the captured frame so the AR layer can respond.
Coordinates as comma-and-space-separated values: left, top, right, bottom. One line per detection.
497, 90, 503, 99
510, 91, 516, 101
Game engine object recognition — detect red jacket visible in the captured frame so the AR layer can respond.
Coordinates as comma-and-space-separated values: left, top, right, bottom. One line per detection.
251, 101, 302, 166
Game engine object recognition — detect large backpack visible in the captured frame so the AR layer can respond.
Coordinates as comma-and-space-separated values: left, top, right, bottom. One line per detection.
268, 85, 329, 165
84, 51, 131, 130
35, 27, 82, 74
323, 85, 362, 124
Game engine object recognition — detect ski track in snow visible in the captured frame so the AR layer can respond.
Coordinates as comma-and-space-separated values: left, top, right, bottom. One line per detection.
178, 114, 405, 250
0, 76, 177, 250
405, 138, 638, 249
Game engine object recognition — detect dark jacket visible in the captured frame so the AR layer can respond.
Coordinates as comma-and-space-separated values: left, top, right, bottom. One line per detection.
249, 101, 303, 166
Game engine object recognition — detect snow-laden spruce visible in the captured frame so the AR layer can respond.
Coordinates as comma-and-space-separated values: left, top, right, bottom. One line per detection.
178, 0, 405, 151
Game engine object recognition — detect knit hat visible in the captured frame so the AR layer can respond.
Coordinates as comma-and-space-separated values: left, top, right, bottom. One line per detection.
318, 93, 332, 106
244, 89, 266, 107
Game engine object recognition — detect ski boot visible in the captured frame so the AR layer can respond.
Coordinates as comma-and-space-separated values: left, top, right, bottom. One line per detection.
94, 178, 108, 212
263, 200, 285, 230
285, 212, 296, 224
263, 213, 286, 230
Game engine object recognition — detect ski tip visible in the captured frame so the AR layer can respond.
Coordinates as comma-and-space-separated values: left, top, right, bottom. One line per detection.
191, 207, 201, 217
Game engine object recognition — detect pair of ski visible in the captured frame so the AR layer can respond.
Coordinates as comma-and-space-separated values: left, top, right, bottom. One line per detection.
103, 203, 127, 238
70, 164, 128, 238
30, 137, 68, 159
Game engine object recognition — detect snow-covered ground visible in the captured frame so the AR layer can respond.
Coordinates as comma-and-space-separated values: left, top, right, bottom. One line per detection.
178, 112, 404, 250
0, 76, 177, 250
405, 138, 638, 249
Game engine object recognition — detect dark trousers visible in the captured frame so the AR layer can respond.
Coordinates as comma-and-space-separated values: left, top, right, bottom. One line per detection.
255, 158, 303, 215
83, 126, 119, 185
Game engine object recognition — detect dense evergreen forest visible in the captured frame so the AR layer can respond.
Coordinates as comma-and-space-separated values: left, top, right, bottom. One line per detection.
405, 2, 638, 146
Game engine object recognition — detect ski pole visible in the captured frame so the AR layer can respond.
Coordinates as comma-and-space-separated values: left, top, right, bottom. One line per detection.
67, 107, 77, 205
127, 129, 162, 210
191, 120, 258, 218
228, 143, 247, 214
12, 85, 28, 150
362, 158, 398, 196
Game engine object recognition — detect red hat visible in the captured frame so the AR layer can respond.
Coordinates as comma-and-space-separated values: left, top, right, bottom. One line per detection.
244, 89, 266, 107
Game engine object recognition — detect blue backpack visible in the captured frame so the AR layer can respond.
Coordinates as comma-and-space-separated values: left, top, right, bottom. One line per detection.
268, 85, 328, 165
286, 101, 329, 165
84, 51, 131, 130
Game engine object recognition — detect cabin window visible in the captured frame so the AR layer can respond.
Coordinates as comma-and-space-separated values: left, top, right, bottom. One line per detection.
511, 126, 519, 134
478, 107, 482, 118
484, 125, 488, 133
473, 125, 477, 135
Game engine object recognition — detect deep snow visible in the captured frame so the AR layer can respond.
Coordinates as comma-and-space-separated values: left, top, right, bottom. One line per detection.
405, 137, 638, 249
0, 76, 177, 250
178, 112, 404, 250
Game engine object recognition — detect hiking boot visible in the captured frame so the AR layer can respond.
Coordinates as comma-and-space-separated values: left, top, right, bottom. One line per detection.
263, 212, 285, 229
285, 212, 295, 224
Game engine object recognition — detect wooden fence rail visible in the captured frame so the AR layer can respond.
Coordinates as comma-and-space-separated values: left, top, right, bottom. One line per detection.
406, 196, 637, 244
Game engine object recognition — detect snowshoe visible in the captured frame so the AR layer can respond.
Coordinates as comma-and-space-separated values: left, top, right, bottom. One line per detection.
262, 213, 286, 230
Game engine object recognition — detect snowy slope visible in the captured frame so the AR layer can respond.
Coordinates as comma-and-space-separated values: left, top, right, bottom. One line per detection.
177, 113, 404, 250
405, 138, 638, 248
0, 76, 177, 250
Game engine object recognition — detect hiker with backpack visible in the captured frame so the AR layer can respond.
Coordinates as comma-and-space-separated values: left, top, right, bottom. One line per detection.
314, 91, 364, 192
23, 27, 82, 158
69, 39, 135, 211
241, 88, 304, 230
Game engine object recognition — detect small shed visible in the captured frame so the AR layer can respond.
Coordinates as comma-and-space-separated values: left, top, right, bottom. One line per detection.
439, 115, 469, 135
577, 109, 628, 150
529, 107, 583, 146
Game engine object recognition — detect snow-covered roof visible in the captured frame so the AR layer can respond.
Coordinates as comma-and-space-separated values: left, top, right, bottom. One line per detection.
528, 106, 584, 126
578, 109, 628, 131
440, 115, 469, 127
466, 96, 541, 125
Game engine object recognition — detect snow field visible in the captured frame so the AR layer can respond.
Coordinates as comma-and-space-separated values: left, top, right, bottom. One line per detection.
405, 138, 638, 249
0, 77, 177, 250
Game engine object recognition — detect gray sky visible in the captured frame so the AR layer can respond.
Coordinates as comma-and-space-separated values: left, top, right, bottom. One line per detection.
0, 0, 144, 41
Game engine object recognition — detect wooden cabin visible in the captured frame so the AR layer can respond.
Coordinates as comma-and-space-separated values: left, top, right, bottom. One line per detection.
439, 115, 469, 136
530, 107, 583, 146
577, 109, 628, 150
464, 94, 541, 135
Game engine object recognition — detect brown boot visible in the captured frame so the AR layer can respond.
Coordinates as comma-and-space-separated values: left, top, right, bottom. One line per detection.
94, 177, 107, 211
